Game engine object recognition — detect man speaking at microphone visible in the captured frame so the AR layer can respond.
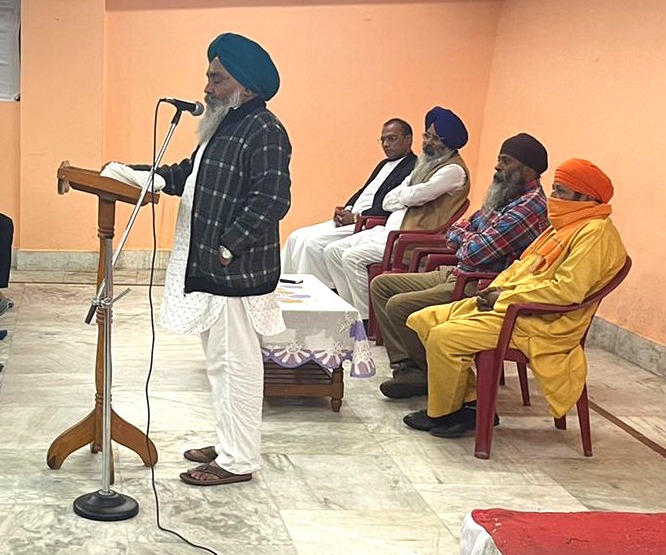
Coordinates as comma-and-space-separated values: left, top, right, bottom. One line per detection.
140, 33, 292, 486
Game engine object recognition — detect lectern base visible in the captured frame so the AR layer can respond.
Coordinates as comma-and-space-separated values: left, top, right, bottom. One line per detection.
73, 490, 139, 521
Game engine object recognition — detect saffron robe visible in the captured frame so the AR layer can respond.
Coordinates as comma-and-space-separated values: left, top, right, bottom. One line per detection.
407, 217, 627, 418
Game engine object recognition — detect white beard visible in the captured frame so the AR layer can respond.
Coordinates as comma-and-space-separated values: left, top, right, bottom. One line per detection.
410, 148, 454, 185
197, 89, 243, 143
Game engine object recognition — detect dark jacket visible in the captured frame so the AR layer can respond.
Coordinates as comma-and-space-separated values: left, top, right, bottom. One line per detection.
344, 152, 417, 217
151, 98, 292, 297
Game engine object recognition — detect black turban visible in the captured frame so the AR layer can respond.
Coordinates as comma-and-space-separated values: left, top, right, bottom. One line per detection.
500, 133, 548, 175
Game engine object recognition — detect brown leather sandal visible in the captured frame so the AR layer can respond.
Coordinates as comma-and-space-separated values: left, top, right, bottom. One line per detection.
183, 445, 217, 463
179, 462, 252, 486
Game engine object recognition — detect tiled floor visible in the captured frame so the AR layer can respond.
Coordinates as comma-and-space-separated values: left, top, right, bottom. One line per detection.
0, 273, 665, 555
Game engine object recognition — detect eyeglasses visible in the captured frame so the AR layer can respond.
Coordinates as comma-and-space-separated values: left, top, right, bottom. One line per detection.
422, 132, 445, 143
377, 135, 404, 144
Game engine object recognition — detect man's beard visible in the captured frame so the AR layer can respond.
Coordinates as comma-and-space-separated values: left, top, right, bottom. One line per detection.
197, 90, 243, 143
410, 147, 454, 185
483, 168, 526, 212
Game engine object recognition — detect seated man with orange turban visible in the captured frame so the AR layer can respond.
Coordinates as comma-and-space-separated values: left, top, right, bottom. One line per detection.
403, 159, 627, 438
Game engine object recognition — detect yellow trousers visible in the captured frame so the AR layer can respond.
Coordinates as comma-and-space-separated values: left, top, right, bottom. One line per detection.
406, 297, 521, 417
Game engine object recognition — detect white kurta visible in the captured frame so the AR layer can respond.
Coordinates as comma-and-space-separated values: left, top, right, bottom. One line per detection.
160, 143, 284, 337
323, 163, 467, 319
281, 157, 404, 287
160, 142, 284, 474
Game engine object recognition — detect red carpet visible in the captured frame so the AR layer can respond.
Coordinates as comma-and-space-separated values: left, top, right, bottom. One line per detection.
472, 508, 666, 554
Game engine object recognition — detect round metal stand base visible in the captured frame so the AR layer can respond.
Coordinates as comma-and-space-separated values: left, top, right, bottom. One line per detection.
73, 490, 139, 521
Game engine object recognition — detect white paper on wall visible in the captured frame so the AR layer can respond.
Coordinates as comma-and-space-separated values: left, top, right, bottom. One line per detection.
0, 0, 20, 101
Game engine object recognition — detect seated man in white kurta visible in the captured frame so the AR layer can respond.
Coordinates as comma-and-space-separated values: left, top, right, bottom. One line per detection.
281, 118, 416, 287
323, 106, 471, 320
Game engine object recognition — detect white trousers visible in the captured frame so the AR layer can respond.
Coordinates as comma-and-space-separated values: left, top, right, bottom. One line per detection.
323, 228, 386, 319
281, 221, 355, 288
200, 297, 264, 475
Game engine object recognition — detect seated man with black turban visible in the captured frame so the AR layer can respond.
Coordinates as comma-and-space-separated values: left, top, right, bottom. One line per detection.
403, 159, 627, 439
323, 106, 471, 321
375, 133, 549, 399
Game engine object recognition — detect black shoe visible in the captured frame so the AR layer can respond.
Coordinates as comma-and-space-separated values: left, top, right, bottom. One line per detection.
380, 366, 427, 399
430, 407, 500, 438
403, 409, 455, 431
390, 359, 422, 378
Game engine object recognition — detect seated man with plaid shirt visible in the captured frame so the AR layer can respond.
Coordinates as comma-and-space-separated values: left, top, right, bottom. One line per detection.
372, 133, 550, 399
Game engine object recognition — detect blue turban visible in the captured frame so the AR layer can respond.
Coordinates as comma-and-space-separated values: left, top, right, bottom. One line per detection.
207, 33, 280, 101
424, 106, 468, 149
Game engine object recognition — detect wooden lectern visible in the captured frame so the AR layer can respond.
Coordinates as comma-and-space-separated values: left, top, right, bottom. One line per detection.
47, 161, 160, 472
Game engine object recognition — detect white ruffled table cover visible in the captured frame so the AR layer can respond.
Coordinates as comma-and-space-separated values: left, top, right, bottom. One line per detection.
260, 274, 376, 378
460, 511, 501, 555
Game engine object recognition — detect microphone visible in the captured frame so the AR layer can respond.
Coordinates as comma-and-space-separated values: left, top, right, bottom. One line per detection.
160, 97, 205, 116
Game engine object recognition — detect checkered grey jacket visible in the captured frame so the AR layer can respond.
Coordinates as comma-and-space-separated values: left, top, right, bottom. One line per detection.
155, 98, 292, 297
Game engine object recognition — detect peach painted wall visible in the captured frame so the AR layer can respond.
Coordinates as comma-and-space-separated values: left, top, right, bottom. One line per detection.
0, 102, 20, 228
476, 0, 666, 343
19, 0, 501, 252
103, 0, 502, 247
21, 0, 106, 250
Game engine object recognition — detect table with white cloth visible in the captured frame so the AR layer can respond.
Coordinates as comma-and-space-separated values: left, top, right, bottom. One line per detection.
260, 274, 376, 411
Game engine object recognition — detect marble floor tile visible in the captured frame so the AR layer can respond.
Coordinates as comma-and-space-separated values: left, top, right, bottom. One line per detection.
537, 456, 666, 512
0, 275, 665, 554
623, 415, 666, 447
118, 473, 294, 548
417, 483, 588, 540
261, 420, 386, 455
262, 453, 430, 511
282, 509, 456, 555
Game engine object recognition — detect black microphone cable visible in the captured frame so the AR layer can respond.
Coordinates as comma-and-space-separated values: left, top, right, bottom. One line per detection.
143, 101, 221, 555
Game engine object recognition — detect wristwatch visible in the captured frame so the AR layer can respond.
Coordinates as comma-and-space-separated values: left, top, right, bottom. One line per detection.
218, 245, 233, 264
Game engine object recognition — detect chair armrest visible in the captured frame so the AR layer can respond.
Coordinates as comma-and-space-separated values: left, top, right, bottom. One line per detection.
387, 199, 469, 271
494, 298, 601, 364
408, 247, 455, 272
423, 252, 458, 272
453, 271, 500, 300
509, 301, 597, 317
354, 215, 387, 233
381, 229, 440, 272
392, 234, 448, 271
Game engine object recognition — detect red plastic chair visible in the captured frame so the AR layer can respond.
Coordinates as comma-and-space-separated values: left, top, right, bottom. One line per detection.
473, 255, 633, 460
377, 199, 470, 274
367, 199, 470, 340
408, 247, 457, 272
353, 215, 387, 233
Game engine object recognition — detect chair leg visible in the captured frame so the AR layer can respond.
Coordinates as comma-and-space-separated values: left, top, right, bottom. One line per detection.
499, 368, 506, 386
516, 362, 530, 406
554, 416, 567, 430
375, 326, 383, 345
367, 282, 379, 342
367, 319, 376, 341
577, 384, 593, 457
474, 350, 502, 460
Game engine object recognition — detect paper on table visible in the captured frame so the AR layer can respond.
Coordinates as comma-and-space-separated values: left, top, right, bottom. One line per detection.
100, 162, 166, 192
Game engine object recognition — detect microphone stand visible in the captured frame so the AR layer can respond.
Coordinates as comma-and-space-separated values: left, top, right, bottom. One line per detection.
74, 106, 185, 521
84, 107, 184, 325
